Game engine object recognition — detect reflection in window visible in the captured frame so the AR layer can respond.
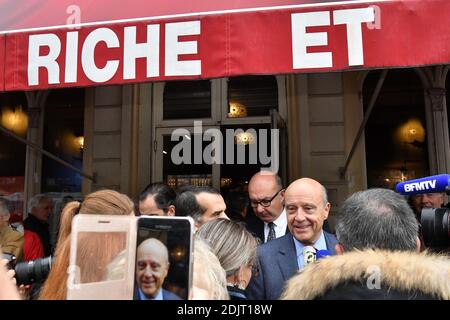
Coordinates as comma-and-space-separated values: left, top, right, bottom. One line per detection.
163, 80, 211, 120
42, 88, 84, 193
220, 124, 272, 191
0, 92, 28, 224
363, 70, 429, 189
162, 135, 212, 188
228, 76, 278, 118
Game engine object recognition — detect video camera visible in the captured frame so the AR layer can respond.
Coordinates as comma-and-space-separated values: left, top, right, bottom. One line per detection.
396, 174, 450, 250
1, 253, 54, 285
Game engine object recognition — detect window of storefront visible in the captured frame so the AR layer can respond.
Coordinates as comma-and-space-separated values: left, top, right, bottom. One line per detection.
153, 76, 286, 191
41, 88, 85, 193
0, 92, 28, 224
363, 69, 429, 189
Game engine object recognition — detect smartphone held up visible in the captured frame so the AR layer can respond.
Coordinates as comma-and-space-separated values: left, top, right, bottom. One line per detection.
134, 216, 194, 300
66, 215, 194, 300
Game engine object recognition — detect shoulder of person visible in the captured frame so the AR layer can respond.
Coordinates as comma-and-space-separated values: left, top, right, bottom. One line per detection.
258, 233, 291, 255
6, 226, 24, 241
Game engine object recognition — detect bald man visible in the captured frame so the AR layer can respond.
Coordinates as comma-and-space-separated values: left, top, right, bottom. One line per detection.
246, 178, 338, 300
247, 172, 288, 243
134, 238, 180, 300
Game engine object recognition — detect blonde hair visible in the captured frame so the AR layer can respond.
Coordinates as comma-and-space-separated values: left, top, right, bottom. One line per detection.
192, 238, 229, 300
196, 218, 258, 277
39, 190, 134, 300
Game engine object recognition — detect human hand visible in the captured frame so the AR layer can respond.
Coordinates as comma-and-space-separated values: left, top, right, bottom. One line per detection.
0, 258, 21, 300
0, 259, 16, 285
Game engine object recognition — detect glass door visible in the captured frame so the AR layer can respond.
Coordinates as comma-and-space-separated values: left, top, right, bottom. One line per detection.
153, 127, 220, 189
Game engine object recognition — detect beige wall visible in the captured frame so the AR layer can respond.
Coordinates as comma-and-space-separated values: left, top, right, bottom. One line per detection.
82, 84, 153, 198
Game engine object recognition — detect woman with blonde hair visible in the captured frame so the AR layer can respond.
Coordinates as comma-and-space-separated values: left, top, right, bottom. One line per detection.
196, 218, 258, 300
39, 189, 134, 300
192, 238, 229, 300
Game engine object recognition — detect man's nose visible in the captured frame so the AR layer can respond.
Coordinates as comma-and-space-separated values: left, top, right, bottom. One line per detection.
143, 266, 153, 276
294, 210, 306, 222
254, 203, 265, 213
220, 212, 230, 220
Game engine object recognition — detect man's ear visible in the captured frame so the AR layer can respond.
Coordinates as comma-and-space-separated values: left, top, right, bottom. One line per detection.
415, 237, 421, 252
167, 205, 176, 217
335, 244, 345, 255
279, 189, 285, 200
323, 202, 331, 220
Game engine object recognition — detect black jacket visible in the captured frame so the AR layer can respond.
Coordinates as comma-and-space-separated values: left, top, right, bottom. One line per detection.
24, 214, 51, 256
227, 286, 247, 300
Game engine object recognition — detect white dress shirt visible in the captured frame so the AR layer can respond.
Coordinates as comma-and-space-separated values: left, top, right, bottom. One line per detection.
263, 209, 287, 242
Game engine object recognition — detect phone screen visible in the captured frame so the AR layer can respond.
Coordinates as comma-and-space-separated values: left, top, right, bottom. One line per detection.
134, 217, 193, 300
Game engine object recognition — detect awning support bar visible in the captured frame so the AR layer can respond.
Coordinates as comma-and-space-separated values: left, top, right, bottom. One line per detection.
340, 69, 388, 179
0, 124, 96, 183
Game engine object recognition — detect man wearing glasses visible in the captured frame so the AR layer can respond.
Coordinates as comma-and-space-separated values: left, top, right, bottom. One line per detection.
246, 172, 288, 243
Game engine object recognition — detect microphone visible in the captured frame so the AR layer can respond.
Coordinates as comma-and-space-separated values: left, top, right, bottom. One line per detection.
303, 246, 316, 265
395, 174, 450, 195
316, 249, 331, 260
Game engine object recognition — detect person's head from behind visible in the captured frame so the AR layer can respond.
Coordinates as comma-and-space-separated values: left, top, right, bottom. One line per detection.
175, 186, 228, 229
138, 183, 176, 216
192, 238, 229, 300
29, 195, 53, 223
0, 198, 11, 229
135, 238, 170, 299
410, 192, 445, 217
284, 178, 330, 245
224, 191, 249, 221
336, 188, 420, 254
197, 219, 258, 290
248, 172, 284, 223
39, 189, 134, 300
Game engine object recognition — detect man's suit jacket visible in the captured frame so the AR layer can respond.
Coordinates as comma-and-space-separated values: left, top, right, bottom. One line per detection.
246, 231, 338, 300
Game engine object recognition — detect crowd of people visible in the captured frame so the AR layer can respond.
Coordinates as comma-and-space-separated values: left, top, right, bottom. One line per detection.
1, 171, 449, 300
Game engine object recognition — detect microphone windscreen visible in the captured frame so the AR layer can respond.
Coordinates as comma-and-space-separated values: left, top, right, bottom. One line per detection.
316, 249, 331, 260
395, 174, 450, 195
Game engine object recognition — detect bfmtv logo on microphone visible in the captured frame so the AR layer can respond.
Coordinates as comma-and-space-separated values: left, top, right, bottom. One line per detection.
395, 174, 450, 195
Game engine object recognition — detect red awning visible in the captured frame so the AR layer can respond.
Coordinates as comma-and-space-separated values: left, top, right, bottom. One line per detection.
1, 0, 450, 91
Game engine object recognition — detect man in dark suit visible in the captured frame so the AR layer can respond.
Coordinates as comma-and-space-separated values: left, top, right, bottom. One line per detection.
23, 195, 53, 256
246, 172, 288, 243
246, 178, 338, 300
134, 238, 181, 300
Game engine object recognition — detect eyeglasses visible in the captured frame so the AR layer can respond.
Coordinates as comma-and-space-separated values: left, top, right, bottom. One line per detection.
249, 189, 283, 208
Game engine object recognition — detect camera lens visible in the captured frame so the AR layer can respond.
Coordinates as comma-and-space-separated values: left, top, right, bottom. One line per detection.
14, 256, 53, 286
421, 208, 450, 250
